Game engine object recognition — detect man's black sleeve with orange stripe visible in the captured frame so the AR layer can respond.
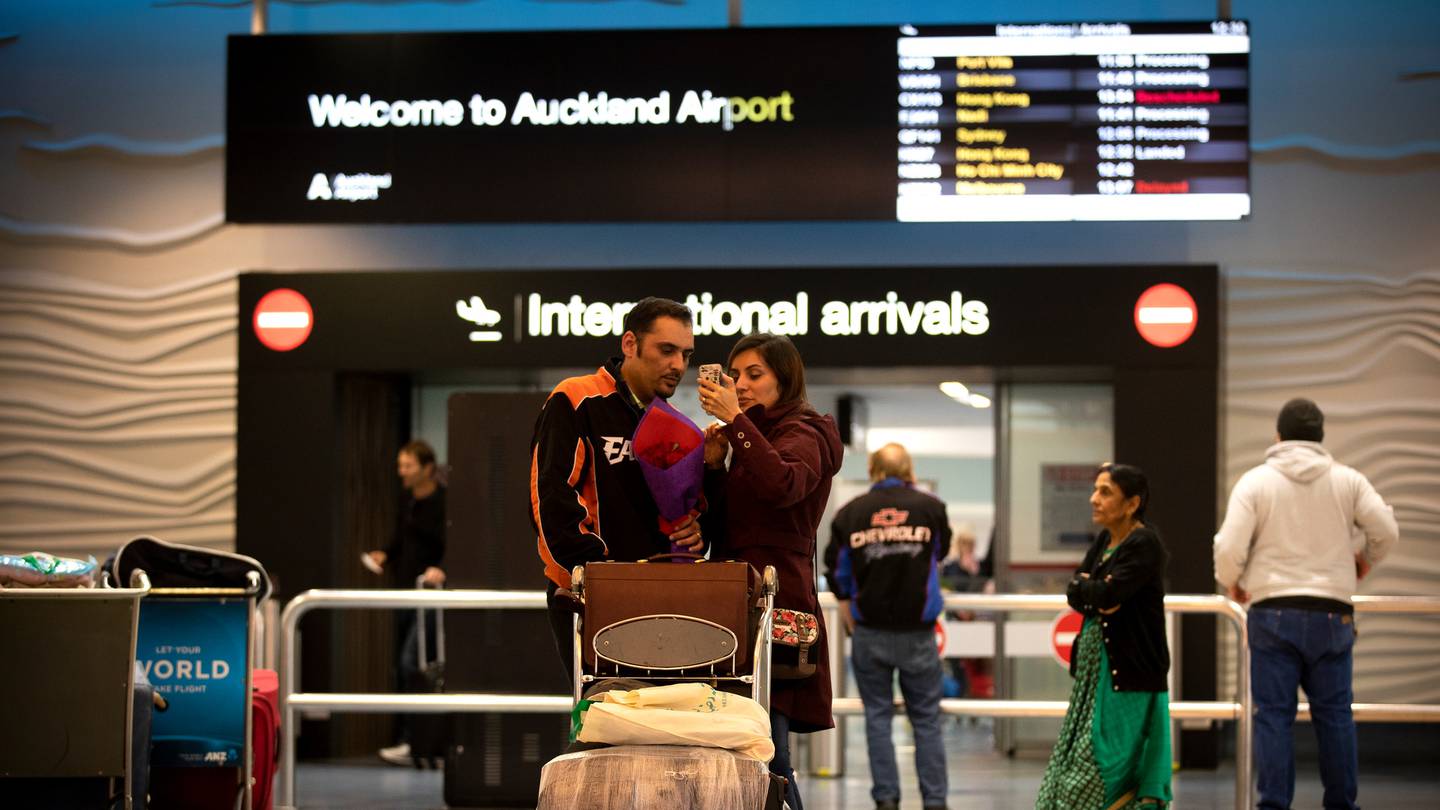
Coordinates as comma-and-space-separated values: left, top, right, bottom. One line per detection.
530, 391, 607, 585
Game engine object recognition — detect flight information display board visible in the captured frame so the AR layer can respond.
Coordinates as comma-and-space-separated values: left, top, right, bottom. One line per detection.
226, 21, 1248, 224
895, 21, 1250, 221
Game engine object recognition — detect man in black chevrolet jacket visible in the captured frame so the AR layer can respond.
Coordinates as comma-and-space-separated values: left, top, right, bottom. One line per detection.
824, 443, 950, 810
529, 296, 703, 678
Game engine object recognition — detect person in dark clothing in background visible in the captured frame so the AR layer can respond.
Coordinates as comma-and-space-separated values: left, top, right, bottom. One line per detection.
365, 439, 447, 766
825, 442, 950, 810
938, 524, 996, 700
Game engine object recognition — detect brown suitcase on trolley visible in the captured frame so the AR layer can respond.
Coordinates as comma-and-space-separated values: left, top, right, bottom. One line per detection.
579, 557, 763, 676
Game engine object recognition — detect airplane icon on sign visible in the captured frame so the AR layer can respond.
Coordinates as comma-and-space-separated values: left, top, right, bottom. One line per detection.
456, 295, 503, 342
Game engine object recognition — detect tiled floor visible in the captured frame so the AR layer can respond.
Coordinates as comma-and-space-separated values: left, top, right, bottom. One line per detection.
291, 720, 1435, 808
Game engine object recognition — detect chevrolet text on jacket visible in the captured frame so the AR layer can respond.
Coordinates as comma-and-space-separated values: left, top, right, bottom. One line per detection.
1213, 441, 1398, 605
529, 358, 670, 589
825, 479, 949, 631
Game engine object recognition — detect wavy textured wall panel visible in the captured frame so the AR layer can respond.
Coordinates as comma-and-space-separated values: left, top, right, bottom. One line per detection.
0, 272, 236, 557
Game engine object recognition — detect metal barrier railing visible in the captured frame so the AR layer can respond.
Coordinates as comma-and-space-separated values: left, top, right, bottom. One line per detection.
1302, 595, 1440, 722
276, 588, 1440, 810
278, 589, 547, 809
904, 593, 1252, 810
804, 593, 1249, 787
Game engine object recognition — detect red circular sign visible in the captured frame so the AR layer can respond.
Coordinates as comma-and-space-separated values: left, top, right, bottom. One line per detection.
1050, 609, 1085, 668
253, 288, 313, 352
1133, 283, 1197, 348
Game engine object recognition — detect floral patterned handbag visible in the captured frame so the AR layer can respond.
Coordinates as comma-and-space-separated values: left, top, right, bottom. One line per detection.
770, 608, 820, 679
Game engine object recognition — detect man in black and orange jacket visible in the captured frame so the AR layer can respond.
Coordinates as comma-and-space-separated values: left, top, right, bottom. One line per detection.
529, 296, 704, 677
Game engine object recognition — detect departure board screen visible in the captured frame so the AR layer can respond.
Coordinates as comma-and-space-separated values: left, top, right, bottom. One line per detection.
226, 21, 1248, 224
895, 21, 1250, 221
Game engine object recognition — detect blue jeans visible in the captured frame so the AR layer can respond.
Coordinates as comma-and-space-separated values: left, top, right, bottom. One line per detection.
1249, 606, 1359, 810
770, 708, 803, 810
851, 624, 948, 807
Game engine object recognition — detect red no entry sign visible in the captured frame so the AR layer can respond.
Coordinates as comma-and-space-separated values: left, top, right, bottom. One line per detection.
1134, 283, 1197, 348
253, 288, 313, 352
1050, 609, 1085, 668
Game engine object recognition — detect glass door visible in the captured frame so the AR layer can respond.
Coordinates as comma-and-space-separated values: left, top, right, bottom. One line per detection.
995, 382, 1114, 754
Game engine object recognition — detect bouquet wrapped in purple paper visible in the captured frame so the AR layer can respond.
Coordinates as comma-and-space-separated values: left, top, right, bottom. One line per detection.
632, 397, 708, 538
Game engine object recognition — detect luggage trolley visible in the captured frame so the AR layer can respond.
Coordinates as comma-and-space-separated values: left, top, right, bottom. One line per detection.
567, 554, 779, 707
0, 568, 153, 810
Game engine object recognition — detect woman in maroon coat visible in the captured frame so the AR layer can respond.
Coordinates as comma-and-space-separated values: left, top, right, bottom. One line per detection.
699, 332, 844, 810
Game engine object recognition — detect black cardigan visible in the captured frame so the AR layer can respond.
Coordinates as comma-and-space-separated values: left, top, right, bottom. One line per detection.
1065, 525, 1170, 692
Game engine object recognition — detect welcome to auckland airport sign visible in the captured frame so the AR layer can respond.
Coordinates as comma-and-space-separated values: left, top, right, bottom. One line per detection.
237, 266, 1216, 372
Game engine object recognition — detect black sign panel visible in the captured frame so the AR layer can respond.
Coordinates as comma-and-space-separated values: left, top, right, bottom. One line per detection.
226, 22, 1249, 224
238, 266, 1217, 371
227, 28, 895, 223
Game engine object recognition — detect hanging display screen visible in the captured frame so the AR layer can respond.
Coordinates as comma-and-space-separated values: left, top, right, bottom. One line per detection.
226, 21, 1249, 224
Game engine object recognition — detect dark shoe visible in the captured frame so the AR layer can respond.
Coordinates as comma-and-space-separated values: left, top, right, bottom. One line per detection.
875, 802, 899, 810
923, 806, 950, 810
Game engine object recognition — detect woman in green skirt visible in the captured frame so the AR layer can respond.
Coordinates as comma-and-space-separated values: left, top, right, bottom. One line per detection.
1037, 463, 1172, 810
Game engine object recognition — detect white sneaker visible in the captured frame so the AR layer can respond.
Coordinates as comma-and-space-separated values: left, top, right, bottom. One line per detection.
378, 742, 412, 766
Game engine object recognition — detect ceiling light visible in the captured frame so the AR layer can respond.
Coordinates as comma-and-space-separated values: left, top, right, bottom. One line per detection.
938, 381, 969, 400
968, 393, 992, 409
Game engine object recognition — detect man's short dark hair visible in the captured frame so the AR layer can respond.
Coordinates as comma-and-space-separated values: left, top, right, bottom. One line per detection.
400, 439, 437, 468
1277, 398, 1324, 442
622, 296, 692, 338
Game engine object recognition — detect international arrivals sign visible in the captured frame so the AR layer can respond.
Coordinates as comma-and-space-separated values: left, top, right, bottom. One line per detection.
239, 266, 1216, 371
500, 290, 989, 340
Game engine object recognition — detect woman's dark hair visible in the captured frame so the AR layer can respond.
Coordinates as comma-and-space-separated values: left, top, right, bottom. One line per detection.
1098, 462, 1149, 521
726, 332, 808, 407
400, 439, 437, 469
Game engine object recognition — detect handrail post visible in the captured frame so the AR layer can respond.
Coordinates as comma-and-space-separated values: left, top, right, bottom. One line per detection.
1237, 599, 1251, 810
1220, 597, 1251, 810
277, 593, 311, 810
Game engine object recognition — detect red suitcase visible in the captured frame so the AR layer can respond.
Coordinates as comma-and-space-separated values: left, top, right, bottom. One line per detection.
150, 669, 279, 810
250, 669, 280, 810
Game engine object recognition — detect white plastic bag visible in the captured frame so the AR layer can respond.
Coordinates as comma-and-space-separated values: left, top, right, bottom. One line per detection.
575, 683, 774, 762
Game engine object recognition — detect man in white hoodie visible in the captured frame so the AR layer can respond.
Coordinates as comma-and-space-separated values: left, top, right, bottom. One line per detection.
1214, 398, 1398, 810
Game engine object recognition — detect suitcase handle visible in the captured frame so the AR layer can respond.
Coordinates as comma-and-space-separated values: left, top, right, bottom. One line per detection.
415, 575, 445, 669
644, 552, 706, 563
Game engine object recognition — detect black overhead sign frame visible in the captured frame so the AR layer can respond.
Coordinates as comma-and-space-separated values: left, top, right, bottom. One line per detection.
238, 265, 1217, 372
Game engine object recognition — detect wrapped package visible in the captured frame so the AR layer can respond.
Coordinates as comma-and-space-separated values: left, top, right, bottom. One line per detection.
537, 744, 772, 810
0, 551, 97, 588
574, 683, 773, 762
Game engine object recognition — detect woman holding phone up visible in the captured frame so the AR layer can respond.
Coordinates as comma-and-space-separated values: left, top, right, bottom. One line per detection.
698, 333, 844, 810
